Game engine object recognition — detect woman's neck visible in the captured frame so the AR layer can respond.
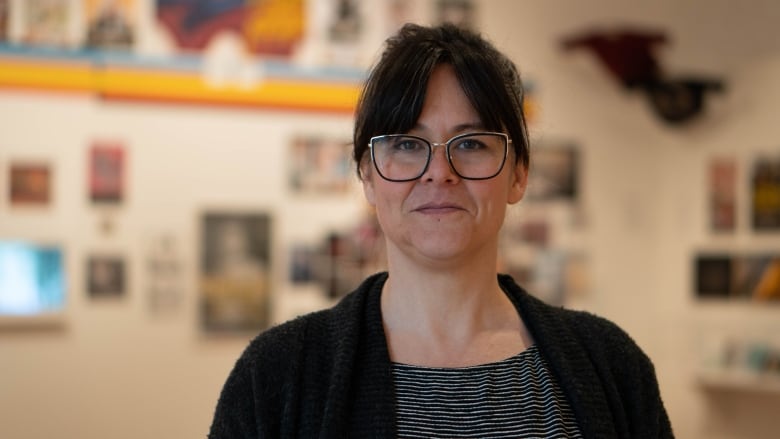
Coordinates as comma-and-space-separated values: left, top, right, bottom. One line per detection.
379, 251, 532, 367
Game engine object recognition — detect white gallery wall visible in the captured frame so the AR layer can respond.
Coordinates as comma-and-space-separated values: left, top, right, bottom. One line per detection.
1, 1, 780, 438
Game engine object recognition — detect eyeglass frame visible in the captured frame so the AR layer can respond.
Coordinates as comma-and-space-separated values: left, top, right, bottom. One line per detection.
367, 131, 512, 182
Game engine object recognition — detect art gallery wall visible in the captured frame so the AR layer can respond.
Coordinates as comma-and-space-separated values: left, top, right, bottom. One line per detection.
1, 1, 780, 438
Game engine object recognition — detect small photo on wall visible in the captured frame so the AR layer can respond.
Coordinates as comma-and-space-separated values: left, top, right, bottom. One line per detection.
709, 157, 736, 232
89, 142, 125, 204
694, 255, 733, 298
9, 163, 51, 206
288, 135, 352, 194
751, 156, 780, 230
200, 212, 271, 333
87, 255, 126, 298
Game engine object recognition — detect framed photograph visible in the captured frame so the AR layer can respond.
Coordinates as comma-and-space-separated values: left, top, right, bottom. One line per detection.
87, 255, 126, 298
526, 143, 579, 201
84, 0, 136, 50
89, 142, 125, 203
709, 157, 736, 232
0, 241, 66, 326
9, 163, 51, 205
288, 135, 353, 194
695, 254, 733, 298
751, 156, 780, 230
200, 212, 272, 333
289, 244, 317, 284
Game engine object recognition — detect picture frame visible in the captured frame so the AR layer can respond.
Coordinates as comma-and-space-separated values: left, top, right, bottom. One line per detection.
9, 163, 51, 206
200, 211, 272, 333
86, 254, 126, 298
89, 142, 125, 204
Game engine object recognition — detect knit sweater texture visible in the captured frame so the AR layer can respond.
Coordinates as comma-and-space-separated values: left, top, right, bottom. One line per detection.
209, 272, 674, 438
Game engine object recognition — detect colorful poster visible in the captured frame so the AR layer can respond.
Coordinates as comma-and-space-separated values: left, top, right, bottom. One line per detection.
89, 142, 125, 203
9, 163, 51, 205
200, 212, 271, 333
156, 0, 304, 56
84, 0, 135, 50
751, 156, 780, 230
709, 157, 736, 231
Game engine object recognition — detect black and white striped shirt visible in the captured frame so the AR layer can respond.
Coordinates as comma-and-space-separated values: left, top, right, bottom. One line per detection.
391, 345, 583, 438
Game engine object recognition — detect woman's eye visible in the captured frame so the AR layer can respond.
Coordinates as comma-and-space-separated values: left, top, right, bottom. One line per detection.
394, 139, 424, 151
454, 139, 485, 150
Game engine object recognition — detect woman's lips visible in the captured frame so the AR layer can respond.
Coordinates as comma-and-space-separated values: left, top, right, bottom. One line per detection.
413, 202, 464, 214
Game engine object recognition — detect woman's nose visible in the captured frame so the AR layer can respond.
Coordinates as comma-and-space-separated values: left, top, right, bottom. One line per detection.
422, 144, 459, 182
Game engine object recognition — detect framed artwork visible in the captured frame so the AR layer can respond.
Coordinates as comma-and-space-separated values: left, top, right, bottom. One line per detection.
695, 253, 780, 301
526, 143, 579, 201
709, 157, 736, 232
87, 254, 126, 298
9, 163, 51, 205
751, 156, 780, 230
695, 255, 733, 298
200, 212, 271, 333
84, 0, 135, 50
0, 241, 66, 325
288, 135, 352, 194
289, 244, 317, 284
89, 142, 125, 204
24, 0, 70, 47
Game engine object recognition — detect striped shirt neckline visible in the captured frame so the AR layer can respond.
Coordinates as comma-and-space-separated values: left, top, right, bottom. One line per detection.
391, 344, 583, 438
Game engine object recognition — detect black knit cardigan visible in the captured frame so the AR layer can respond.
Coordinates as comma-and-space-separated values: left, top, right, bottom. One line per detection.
209, 272, 674, 438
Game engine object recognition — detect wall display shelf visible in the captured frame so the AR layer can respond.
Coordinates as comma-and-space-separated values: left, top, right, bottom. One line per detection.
698, 369, 780, 395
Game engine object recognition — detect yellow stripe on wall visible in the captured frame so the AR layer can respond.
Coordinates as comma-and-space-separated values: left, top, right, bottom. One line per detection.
0, 57, 361, 113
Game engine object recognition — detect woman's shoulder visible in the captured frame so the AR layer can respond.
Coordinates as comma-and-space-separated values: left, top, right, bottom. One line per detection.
499, 274, 648, 360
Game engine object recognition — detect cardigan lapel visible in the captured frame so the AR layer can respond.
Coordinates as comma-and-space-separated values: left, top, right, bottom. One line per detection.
317, 272, 396, 438
500, 275, 619, 439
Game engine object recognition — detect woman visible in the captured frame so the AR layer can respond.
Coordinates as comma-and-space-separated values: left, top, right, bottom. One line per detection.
209, 23, 674, 438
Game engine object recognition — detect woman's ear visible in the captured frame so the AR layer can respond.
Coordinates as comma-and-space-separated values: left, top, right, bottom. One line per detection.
507, 161, 528, 205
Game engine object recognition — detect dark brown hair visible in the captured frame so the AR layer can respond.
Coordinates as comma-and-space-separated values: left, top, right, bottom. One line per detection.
353, 23, 530, 179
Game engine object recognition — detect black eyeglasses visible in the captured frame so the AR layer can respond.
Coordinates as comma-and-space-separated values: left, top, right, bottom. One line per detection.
368, 132, 510, 182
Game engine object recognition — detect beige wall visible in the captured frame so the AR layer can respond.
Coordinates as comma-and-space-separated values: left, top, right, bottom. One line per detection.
1, 0, 780, 438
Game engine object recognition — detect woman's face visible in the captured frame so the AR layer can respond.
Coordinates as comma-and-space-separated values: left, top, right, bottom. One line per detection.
361, 64, 527, 268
